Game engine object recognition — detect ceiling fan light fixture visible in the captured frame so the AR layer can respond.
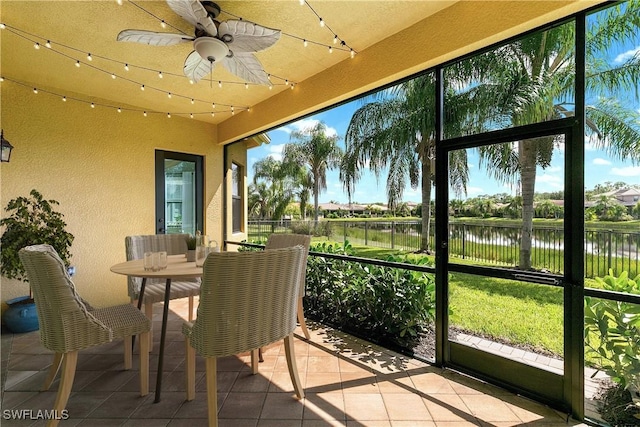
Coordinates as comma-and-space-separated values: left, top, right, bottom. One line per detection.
194, 37, 229, 63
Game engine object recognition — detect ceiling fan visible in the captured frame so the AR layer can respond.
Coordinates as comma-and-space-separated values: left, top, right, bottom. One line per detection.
117, 0, 280, 85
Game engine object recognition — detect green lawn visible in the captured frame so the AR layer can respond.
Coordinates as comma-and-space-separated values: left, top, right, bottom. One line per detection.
341, 242, 565, 355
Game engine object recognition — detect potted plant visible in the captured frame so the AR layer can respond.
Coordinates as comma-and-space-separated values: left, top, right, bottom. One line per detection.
1, 189, 74, 333
185, 234, 197, 262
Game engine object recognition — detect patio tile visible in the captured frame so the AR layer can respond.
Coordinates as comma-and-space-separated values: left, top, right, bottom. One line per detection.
1, 308, 591, 427
259, 392, 305, 419
218, 391, 267, 420
303, 391, 346, 421
382, 393, 432, 421
458, 395, 520, 422
343, 393, 389, 421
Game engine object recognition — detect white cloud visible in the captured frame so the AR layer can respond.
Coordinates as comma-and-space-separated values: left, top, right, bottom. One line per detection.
273, 127, 292, 135
611, 166, 640, 177
536, 173, 562, 188
274, 118, 338, 138
466, 186, 484, 195
592, 158, 612, 166
614, 46, 640, 64
294, 118, 338, 137
264, 143, 286, 161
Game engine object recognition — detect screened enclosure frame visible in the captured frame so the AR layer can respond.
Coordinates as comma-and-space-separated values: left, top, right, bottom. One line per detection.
227, 3, 640, 423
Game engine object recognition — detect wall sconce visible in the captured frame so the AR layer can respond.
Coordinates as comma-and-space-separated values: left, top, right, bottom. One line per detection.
1, 130, 14, 163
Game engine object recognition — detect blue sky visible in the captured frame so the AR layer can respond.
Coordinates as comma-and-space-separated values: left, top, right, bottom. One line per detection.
248, 38, 640, 205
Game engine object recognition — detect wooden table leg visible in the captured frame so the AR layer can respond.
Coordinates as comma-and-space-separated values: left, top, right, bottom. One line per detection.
154, 278, 171, 403
132, 278, 147, 351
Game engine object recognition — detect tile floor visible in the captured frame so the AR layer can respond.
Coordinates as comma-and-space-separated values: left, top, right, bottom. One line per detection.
1, 299, 587, 426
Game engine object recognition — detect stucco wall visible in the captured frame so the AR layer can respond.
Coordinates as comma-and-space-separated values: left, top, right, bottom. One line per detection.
0, 82, 223, 310
224, 141, 248, 250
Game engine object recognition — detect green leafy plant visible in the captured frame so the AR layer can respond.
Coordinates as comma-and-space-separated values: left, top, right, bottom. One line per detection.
584, 270, 640, 422
0, 189, 74, 283
185, 235, 197, 250
305, 240, 436, 348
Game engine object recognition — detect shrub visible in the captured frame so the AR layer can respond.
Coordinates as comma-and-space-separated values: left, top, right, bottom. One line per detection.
585, 270, 640, 422
0, 189, 74, 282
305, 240, 435, 348
289, 220, 332, 237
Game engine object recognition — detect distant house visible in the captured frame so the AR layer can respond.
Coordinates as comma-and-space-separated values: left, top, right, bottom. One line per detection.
606, 187, 640, 207
318, 202, 389, 217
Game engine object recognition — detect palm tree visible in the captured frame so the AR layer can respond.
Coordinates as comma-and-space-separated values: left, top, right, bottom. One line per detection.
283, 122, 343, 222
341, 74, 470, 252
454, 1, 640, 269
249, 158, 296, 230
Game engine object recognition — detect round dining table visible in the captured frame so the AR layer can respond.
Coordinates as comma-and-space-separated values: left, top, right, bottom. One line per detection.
111, 254, 202, 403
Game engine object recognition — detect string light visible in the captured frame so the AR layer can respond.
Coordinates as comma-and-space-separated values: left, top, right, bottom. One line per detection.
167, 92, 172, 98
303, 39, 308, 47
190, 113, 194, 119
291, 83, 295, 90
333, 35, 338, 44
299, 0, 304, 5
0, 23, 6, 29
319, 18, 325, 27
269, 84, 273, 90
191, 98, 195, 104
167, 112, 171, 118
160, 20, 167, 29
212, 103, 216, 109
4, 74, 249, 119
329, 46, 333, 54
211, 112, 215, 117
245, 83, 248, 89
6, 21, 298, 89
116, 0, 123, 5
140, 84, 145, 90
350, 48, 355, 58
34, 42, 40, 49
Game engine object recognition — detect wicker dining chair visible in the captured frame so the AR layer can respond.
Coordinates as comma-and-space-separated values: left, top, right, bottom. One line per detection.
18, 244, 151, 427
265, 233, 312, 339
183, 246, 306, 427
125, 234, 201, 342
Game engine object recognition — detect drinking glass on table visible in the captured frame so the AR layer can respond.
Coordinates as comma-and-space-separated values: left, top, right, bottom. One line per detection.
158, 251, 167, 270
144, 252, 154, 271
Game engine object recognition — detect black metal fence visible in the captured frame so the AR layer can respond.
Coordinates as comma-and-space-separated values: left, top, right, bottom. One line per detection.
248, 219, 639, 278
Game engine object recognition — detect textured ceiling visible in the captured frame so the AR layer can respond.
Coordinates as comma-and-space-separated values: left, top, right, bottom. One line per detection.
1, 1, 603, 140
0, 1, 456, 125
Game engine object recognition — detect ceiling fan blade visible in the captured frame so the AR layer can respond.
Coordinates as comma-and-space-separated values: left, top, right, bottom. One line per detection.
218, 20, 281, 53
117, 29, 193, 46
184, 50, 215, 82
222, 52, 270, 85
166, 0, 217, 37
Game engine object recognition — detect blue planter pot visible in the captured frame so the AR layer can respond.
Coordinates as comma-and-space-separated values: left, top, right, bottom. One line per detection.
3, 296, 39, 333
